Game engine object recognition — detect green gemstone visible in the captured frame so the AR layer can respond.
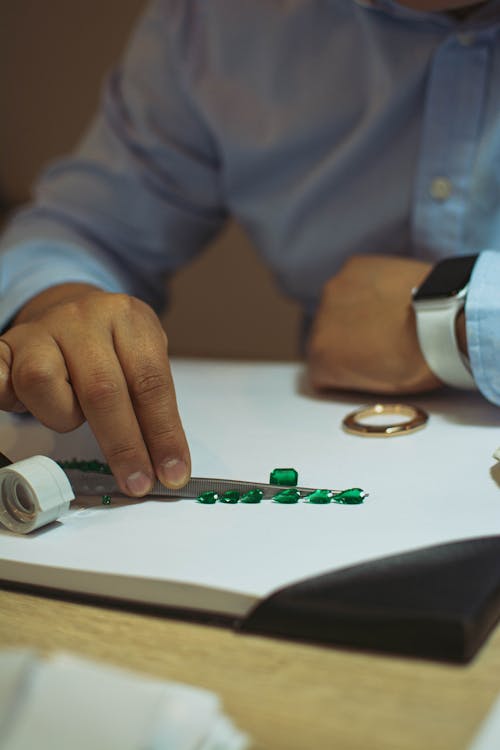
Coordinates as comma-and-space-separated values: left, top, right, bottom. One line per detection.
273, 488, 301, 504
304, 489, 333, 504
333, 488, 366, 505
197, 491, 219, 504
269, 468, 298, 487
240, 488, 264, 504
57, 458, 111, 474
101, 495, 111, 505
219, 491, 240, 504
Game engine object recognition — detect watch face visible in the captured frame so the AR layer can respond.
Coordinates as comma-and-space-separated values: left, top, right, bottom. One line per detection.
413, 255, 478, 301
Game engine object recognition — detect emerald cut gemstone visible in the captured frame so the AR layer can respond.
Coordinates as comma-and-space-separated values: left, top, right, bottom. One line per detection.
333, 488, 366, 505
101, 495, 111, 505
240, 488, 264, 504
304, 489, 333, 504
273, 488, 301, 504
269, 468, 298, 486
219, 491, 240, 504
197, 491, 219, 504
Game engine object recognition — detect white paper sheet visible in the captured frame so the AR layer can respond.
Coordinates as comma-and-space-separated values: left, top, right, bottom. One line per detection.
1, 360, 500, 615
0, 650, 249, 750
468, 694, 500, 750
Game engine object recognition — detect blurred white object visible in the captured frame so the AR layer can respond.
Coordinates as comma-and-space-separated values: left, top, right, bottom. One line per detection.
493, 448, 500, 462
0, 650, 249, 750
0, 456, 73, 533
468, 694, 500, 750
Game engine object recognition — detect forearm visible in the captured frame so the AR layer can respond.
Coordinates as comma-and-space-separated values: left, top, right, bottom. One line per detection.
0, 0, 225, 330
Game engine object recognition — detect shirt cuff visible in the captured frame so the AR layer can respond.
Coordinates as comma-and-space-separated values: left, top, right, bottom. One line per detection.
0, 240, 127, 331
466, 249, 500, 405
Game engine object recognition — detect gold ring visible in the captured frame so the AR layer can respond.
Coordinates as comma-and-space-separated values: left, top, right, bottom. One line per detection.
342, 403, 428, 437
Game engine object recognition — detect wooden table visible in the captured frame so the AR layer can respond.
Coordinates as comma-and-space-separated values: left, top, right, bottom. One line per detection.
1, 585, 499, 750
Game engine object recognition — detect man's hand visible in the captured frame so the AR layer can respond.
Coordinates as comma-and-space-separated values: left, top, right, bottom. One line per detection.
307, 255, 444, 395
0, 283, 190, 496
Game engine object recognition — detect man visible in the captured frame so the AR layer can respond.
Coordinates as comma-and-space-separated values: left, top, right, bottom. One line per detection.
0, 0, 498, 496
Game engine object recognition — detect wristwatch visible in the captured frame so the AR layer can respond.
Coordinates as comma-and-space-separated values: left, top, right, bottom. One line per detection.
411, 255, 478, 389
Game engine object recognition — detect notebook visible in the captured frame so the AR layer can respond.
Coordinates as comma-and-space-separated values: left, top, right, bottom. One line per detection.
2, 359, 500, 661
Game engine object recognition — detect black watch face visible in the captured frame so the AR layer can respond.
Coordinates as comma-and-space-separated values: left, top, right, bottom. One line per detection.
413, 255, 478, 301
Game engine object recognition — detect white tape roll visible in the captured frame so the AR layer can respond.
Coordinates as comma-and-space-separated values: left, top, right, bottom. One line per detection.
0, 456, 74, 534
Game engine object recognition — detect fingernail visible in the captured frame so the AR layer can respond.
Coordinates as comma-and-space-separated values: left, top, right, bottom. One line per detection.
159, 458, 189, 488
126, 471, 152, 496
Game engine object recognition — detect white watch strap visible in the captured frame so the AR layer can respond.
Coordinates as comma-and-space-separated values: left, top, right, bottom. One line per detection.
414, 302, 476, 389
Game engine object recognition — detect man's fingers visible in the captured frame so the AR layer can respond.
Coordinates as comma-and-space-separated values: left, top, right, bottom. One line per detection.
10, 339, 84, 430
0, 340, 24, 411
113, 312, 190, 489
64, 332, 157, 497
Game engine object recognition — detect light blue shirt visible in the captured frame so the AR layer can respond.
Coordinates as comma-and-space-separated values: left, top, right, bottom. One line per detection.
2, 0, 500, 402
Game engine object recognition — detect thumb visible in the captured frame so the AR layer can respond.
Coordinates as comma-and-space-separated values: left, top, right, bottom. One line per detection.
0, 339, 26, 412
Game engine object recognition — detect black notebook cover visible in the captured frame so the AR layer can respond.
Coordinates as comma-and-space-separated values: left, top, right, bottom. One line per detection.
240, 536, 500, 662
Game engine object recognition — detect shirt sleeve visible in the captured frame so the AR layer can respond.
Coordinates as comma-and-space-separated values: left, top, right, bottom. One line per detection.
0, 0, 227, 328
466, 250, 500, 405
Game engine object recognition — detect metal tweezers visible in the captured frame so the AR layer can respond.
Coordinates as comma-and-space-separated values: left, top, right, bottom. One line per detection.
0, 452, 358, 500
63, 470, 346, 499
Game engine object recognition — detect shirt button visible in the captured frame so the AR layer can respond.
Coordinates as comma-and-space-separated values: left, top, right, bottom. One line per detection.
456, 32, 475, 46
430, 177, 453, 201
